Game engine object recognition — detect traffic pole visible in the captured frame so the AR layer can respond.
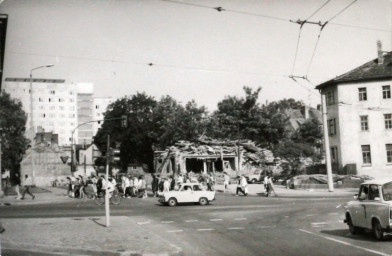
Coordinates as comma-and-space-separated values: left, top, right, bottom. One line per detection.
321, 94, 334, 192
105, 135, 110, 227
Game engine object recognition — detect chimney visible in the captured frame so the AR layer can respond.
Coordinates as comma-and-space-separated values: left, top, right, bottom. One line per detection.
377, 40, 383, 65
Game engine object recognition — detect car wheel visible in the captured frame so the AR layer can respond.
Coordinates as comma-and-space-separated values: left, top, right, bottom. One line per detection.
346, 214, 361, 235
251, 179, 257, 184
167, 197, 177, 207
199, 197, 208, 206
373, 219, 384, 240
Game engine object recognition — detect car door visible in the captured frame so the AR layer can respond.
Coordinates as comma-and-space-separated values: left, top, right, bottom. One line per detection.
351, 185, 368, 228
178, 185, 195, 203
193, 184, 204, 201
365, 184, 384, 229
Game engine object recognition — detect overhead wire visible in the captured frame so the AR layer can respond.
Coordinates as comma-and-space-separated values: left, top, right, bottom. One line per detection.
327, 0, 358, 23
291, 25, 304, 76
305, 0, 331, 21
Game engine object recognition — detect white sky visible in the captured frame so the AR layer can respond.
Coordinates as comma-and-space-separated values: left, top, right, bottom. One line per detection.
2, 0, 391, 111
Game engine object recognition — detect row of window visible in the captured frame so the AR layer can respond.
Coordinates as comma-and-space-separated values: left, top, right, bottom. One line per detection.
37, 97, 74, 103
328, 114, 392, 135
326, 85, 391, 105
36, 113, 76, 118
36, 106, 75, 111
331, 145, 392, 165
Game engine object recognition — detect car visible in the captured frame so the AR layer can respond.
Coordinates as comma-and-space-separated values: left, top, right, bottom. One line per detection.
245, 170, 263, 184
344, 179, 392, 240
158, 183, 215, 206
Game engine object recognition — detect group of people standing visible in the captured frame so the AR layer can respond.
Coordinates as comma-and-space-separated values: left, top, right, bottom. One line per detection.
120, 175, 147, 199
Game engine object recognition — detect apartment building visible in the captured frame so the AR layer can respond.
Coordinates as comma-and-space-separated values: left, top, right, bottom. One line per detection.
3, 78, 77, 146
316, 43, 392, 179
92, 97, 114, 135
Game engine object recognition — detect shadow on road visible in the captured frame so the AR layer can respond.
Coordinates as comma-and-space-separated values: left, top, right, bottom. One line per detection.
88, 217, 106, 227
321, 229, 392, 242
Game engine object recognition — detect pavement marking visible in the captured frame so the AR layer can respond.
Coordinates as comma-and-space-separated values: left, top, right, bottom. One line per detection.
336, 204, 342, 208
161, 221, 174, 224
298, 229, 390, 256
197, 228, 215, 231
257, 225, 276, 228
167, 230, 184, 233
137, 221, 150, 225
228, 227, 245, 230
185, 220, 199, 223
306, 214, 314, 217
284, 216, 289, 218
234, 218, 247, 221
210, 219, 223, 222
328, 212, 339, 215
311, 222, 327, 225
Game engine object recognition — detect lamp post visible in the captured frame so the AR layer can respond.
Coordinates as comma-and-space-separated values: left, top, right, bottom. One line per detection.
29, 64, 54, 185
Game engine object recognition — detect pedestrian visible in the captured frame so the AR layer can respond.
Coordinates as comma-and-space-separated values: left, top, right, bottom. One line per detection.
66, 177, 72, 197
21, 174, 35, 200
139, 176, 147, 199
78, 175, 85, 199
151, 174, 159, 197
267, 175, 277, 197
235, 175, 248, 196
178, 174, 184, 185
0, 221, 5, 233
13, 172, 22, 199
128, 175, 135, 197
223, 172, 230, 192
163, 178, 170, 192
74, 177, 81, 198
170, 176, 175, 191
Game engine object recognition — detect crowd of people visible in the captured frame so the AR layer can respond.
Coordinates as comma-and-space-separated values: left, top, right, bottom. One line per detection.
63, 170, 276, 200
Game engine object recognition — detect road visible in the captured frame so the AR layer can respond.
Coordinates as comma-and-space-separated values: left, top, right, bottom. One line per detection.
1, 193, 392, 256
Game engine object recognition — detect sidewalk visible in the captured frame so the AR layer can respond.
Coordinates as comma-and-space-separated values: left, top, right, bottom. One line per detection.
215, 183, 357, 198
0, 187, 74, 206
1, 216, 181, 256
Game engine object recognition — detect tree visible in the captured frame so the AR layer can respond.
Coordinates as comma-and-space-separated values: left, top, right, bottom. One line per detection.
0, 92, 29, 183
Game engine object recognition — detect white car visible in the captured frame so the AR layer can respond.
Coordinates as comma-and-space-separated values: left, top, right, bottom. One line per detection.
159, 183, 215, 206
344, 179, 392, 240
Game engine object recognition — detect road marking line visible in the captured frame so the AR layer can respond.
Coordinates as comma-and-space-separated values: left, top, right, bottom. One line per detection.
257, 225, 276, 228
234, 218, 247, 220
210, 219, 223, 221
167, 230, 183, 233
197, 228, 215, 231
328, 212, 339, 215
336, 204, 341, 208
311, 222, 327, 225
306, 214, 313, 217
185, 220, 199, 223
161, 221, 174, 224
284, 216, 289, 218
298, 229, 390, 256
137, 221, 150, 225
228, 227, 245, 230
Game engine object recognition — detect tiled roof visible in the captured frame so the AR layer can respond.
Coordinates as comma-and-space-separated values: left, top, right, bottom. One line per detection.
316, 52, 392, 89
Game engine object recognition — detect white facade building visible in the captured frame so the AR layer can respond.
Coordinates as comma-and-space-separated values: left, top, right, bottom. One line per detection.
316, 47, 392, 179
3, 78, 77, 146
92, 97, 114, 135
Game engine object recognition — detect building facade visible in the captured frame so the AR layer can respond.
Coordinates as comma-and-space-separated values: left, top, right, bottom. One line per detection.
92, 97, 114, 135
316, 46, 392, 179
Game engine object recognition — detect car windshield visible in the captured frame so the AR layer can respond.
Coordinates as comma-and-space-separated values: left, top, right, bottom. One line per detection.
382, 182, 392, 201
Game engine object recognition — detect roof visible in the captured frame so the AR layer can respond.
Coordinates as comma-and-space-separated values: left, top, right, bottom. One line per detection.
361, 179, 392, 186
316, 52, 392, 90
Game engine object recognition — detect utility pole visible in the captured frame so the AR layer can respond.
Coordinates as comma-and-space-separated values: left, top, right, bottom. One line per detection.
105, 135, 110, 227
0, 128, 3, 197
321, 94, 334, 192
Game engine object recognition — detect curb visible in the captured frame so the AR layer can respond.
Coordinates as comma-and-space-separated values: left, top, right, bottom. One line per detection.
2, 242, 182, 256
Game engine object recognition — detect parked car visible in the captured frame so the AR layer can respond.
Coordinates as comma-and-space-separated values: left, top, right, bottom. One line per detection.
159, 183, 215, 206
344, 179, 392, 240
245, 170, 263, 184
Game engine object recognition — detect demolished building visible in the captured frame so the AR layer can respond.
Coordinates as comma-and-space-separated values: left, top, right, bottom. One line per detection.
154, 136, 275, 177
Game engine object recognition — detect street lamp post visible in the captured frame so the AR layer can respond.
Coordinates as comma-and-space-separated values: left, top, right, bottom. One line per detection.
29, 64, 54, 185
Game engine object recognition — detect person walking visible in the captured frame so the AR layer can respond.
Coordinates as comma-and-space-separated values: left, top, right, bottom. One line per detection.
163, 178, 170, 192
21, 174, 35, 200
223, 172, 230, 192
78, 176, 85, 199
236, 175, 248, 196
151, 174, 159, 197
13, 172, 22, 199
139, 176, 147, 199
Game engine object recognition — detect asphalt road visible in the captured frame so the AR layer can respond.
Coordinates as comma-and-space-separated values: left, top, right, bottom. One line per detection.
2, 193, 392, 256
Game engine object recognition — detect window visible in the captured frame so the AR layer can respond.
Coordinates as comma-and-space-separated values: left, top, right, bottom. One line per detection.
39, 97, 43, 102
385, 114, 392, 129
70, 99, 74, 102
39, 106, 45, 110
69, 114, 75, 118
386, 144, 392, 163
383, 85, 391, 99
328, 119, 336, 136
331, 147, 338, 163
69, 106, 75, 111
358, 87, 367, 101
59, 106, 65, 111
96, 105, 100, 109
360, 115, 368, 131
368, 185, 380, 200
59, 98, 64, 102
326, 91, 335, 105
358, 185, 368, 200
50, 90, 55, 95
69, 91, 74, 95
49, 114, 55, 118
361, 145, 371, 165
50, 106, 55, 110
39, 113, 46, 118
48, 98, 52, 102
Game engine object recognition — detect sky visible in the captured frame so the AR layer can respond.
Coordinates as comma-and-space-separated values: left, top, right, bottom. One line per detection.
1, 0, 391, 111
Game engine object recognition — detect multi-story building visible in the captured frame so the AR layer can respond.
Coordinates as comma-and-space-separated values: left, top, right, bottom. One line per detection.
92, 97, 114, 135
316, 43, 392, 179
3, 78, 77, 146
76, 83, 94, 146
